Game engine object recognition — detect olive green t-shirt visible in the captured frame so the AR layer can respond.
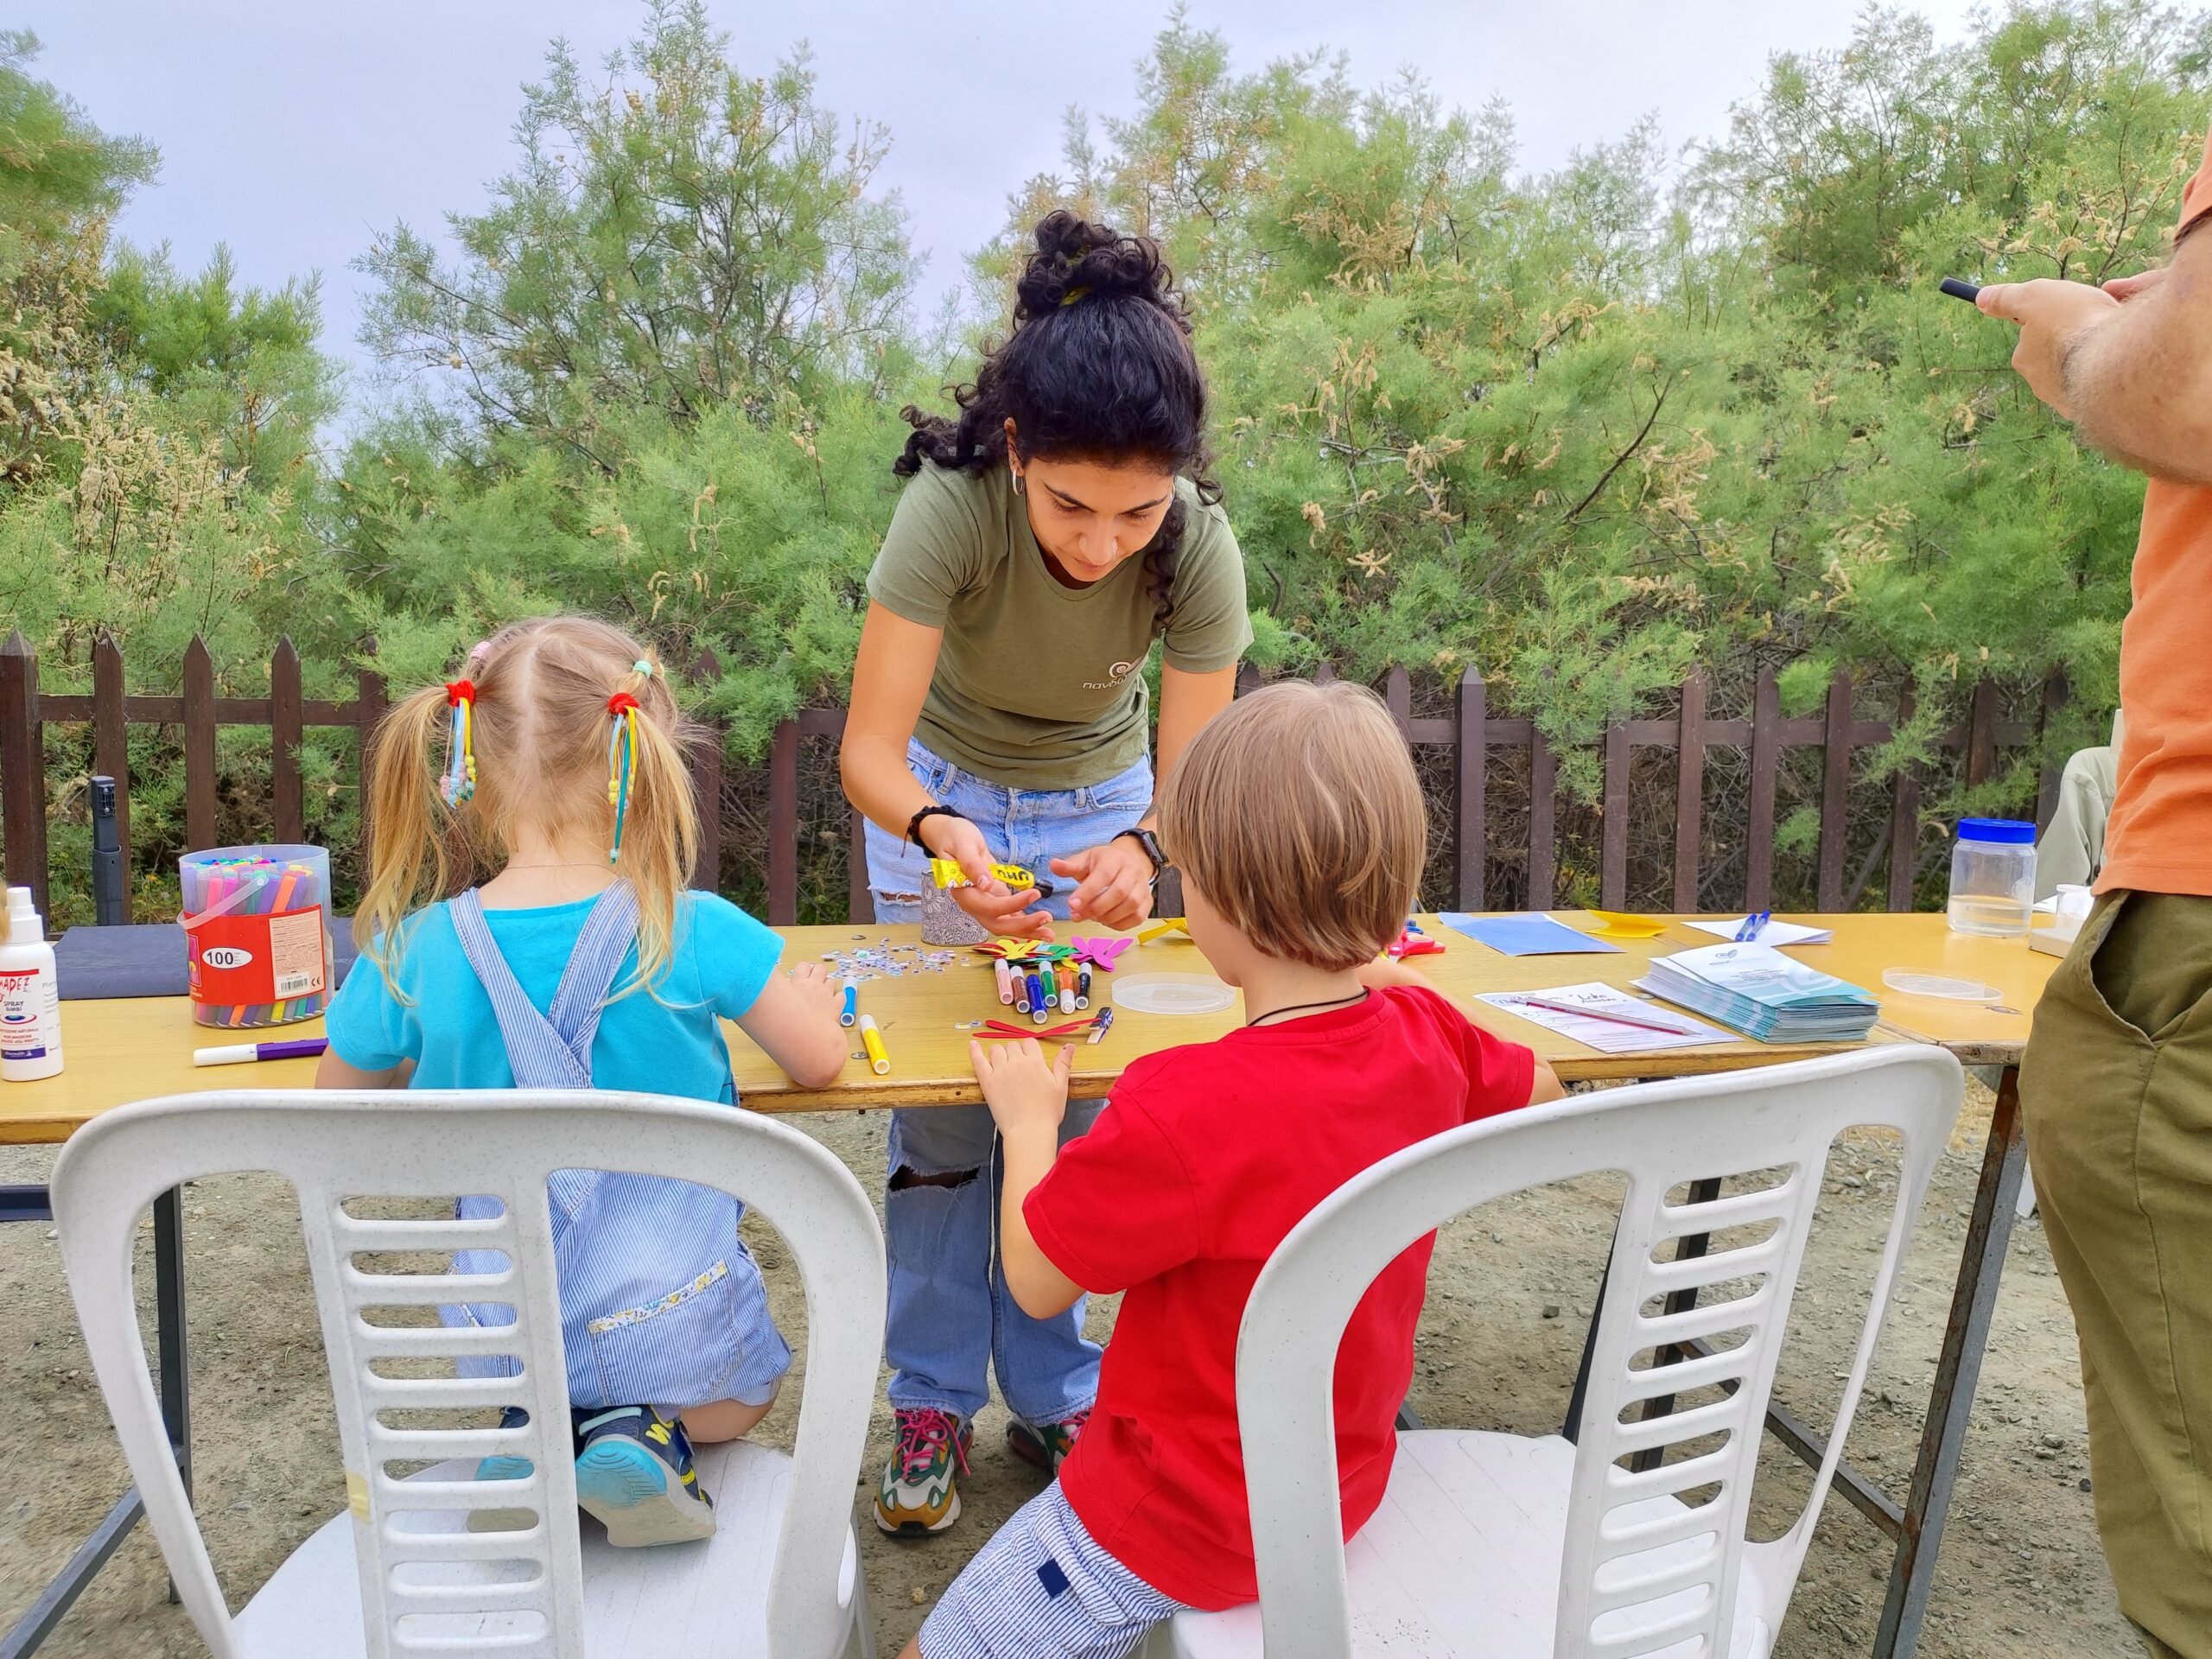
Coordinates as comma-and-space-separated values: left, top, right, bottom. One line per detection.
867, 461, 1253, 789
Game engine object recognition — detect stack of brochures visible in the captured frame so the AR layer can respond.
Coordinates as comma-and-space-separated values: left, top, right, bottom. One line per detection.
1636, 943, 1879, 1043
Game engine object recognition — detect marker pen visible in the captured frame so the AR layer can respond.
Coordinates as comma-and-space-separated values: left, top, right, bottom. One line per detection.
994, 959, 1014, 1005
858, 1014, 891, 1076
839, 976, 859, 1027
1057, 964, 1077, 1015
1026, 972, 1050, 1024
1076, 968, 1091, 1009
194, 1038, 329, 1067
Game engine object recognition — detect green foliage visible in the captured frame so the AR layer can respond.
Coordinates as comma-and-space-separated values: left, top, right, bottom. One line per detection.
357, 0, 917, 474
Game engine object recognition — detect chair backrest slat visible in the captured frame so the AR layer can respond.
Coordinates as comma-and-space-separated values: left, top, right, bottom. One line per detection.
1231, 1046, 1961, 1659
54, 1089, 886, 1659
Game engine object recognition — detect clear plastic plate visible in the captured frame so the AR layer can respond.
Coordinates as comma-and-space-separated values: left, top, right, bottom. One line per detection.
1112, 973, 1237, 1015
1881, 969, 2003, 1001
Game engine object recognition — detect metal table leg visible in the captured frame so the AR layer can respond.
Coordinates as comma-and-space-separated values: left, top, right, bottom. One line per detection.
1548, 1070, 2023, 1659
1872, 1064, 2027, 1659
0, 1185, 192, 1656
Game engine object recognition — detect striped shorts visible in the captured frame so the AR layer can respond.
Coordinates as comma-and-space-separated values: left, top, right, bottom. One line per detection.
919, 1482, 1188, 1659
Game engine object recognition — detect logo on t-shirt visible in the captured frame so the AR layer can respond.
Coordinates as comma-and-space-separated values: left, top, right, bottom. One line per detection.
1082, 660, 1141, 691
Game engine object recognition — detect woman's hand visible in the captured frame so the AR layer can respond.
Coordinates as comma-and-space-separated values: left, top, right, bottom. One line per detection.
1051, 836, 1157, 930
923, 811, 1055, 940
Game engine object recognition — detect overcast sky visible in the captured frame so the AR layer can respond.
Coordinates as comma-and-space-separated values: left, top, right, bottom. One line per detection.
23, 1, 1982, 411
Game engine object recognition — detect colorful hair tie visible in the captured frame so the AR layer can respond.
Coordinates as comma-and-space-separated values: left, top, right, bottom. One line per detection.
632, 658, 655, 677
605, 691, 642, 863
442, 680, 478, 806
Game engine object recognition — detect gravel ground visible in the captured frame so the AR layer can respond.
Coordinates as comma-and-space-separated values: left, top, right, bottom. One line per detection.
0, 1077, 2136, 1656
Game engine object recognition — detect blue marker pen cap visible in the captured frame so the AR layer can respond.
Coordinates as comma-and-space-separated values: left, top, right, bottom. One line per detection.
1956, 817, 2034, 845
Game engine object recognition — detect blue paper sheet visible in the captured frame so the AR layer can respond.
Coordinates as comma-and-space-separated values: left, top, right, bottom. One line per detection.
1438, 912, 1624, 957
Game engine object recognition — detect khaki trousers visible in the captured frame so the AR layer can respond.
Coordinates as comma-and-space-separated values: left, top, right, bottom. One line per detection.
2021, 892, 2212, 1657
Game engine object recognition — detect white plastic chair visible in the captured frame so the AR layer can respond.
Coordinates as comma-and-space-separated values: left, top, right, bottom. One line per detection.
1156, 1046, 1962, 1659
52, 1089, 884, 1659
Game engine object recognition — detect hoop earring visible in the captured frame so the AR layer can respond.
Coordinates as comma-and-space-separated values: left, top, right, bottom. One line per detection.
1010, 469, 1025, 496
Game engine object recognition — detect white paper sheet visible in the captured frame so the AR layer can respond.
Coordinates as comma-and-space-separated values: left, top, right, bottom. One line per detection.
1475, 982, 1733, 1055
1687, 917, 1835, 946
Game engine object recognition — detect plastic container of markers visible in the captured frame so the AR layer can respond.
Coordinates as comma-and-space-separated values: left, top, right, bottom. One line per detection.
179, 845, 334, 1028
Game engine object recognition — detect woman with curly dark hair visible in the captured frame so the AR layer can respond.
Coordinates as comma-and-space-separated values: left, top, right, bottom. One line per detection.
840, 212, 1250, 1537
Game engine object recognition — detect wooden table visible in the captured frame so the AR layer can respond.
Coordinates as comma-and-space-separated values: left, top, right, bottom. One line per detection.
0, 912, 2055, 1142
0, 912, 2057, 1659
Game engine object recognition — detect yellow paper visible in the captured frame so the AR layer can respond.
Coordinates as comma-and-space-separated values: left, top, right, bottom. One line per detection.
1585, 909, 1669, 938
346, 1470, 371, 1521
1137, 919, 1189, 944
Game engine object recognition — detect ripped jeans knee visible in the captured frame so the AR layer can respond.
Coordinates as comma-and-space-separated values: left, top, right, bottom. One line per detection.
890, 1165, 979, 1192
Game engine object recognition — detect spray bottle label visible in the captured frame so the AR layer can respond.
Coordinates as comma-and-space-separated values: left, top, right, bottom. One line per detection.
0, 969, 53, 1059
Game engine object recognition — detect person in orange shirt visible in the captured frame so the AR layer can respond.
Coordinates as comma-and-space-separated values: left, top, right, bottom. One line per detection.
1980, 123, 2212, 1659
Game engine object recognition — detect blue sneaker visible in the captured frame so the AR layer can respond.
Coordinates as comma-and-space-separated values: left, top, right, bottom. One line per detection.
467, 1406, 540, 1534
573, 1405, 717, 1547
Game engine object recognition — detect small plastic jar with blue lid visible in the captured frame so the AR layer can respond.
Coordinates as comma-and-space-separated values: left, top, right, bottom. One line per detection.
1947, 818, 2037, 938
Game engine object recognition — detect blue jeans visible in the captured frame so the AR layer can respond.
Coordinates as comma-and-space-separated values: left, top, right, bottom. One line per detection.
866, 739, 1153, 1424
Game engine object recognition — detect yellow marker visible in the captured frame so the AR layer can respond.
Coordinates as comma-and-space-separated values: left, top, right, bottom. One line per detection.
859, 1014, 891, 1076
930, 857, 1040, 892
1137, 918, 1189, 944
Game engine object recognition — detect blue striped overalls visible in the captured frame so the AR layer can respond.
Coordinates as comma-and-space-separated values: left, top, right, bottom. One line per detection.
442, 881, 791, 1409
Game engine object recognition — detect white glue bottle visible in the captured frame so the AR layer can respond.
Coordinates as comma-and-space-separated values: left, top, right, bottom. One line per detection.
0, 886, 63, 1081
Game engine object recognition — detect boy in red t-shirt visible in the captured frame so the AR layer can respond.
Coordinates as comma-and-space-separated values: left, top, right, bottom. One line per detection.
902, 681, 1562, 1659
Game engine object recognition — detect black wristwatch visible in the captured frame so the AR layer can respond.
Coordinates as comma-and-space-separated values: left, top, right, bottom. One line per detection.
1116, 827, 1167, 879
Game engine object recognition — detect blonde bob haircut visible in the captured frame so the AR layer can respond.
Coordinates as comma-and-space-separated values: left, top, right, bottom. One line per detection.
358, 615, 699, 1001
1157, 679, 1425, 971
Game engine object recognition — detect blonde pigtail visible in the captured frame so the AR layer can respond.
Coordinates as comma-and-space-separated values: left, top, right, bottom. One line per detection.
605, 657, 700, 999
359, 683, 475, 992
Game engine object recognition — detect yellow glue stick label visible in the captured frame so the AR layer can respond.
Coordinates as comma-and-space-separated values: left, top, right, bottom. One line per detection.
929, 858, 1038, 891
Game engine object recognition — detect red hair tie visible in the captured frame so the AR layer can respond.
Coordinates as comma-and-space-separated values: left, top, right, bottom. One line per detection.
606, 691, 640, 716
445, 679, 476, 707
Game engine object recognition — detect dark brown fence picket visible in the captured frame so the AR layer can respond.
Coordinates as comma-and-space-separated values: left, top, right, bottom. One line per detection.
0, 632, 46, 917
1672, 671, 1707, 912
92, 632, 130, 901
686, 648, 723, 893
1745, 668, 1782, 912
270, 638, 304, 844
182, 636, 217, 854
0, 632, 2091, 929
1817, 672, 1854, 913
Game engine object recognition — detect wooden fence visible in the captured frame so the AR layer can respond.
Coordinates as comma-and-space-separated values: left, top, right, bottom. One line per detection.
0, 630, 2075, 927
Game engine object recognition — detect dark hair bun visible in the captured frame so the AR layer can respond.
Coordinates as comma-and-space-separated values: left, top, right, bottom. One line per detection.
1014, 210, 1190, 333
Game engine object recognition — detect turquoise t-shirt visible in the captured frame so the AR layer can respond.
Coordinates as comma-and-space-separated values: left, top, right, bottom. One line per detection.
326, 890, 783, 1104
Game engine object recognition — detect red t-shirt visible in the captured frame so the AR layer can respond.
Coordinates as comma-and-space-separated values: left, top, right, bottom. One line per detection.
1025, 983, 1536, 1610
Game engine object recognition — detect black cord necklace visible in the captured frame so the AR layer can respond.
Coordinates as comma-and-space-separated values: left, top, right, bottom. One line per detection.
1246, 989, 1370, 1028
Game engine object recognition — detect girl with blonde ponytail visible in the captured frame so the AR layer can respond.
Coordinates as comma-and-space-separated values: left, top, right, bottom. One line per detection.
319, 614, 848, 1548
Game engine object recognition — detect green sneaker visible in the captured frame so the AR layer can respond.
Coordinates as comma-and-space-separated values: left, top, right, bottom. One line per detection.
1007, 1405, 1090, 1474
874, 1408, 970, 1535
